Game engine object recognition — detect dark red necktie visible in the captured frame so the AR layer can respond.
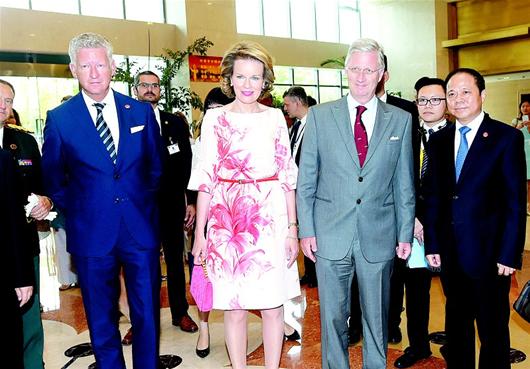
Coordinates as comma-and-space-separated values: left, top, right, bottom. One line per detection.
354, 105, 368, 167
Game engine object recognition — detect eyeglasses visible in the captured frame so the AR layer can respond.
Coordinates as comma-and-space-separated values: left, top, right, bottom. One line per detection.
136, 82, 160, 89
346, 66, 381, 75
416, 97, 446, 106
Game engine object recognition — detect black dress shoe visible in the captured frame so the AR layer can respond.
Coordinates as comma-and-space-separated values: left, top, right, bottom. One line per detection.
394, 348, 431, 368
348, 329, 362, 345
388, 327, 402, 344
196, 331, 210, 358
284, 329, 301, 341
195, 345, 210, 358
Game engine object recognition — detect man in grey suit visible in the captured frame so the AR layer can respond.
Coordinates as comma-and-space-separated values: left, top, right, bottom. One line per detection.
296, 38, 415, 369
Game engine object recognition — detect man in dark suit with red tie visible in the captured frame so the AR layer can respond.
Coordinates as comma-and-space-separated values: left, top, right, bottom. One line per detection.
134, 71, 198, 333
423, 68, 526, 369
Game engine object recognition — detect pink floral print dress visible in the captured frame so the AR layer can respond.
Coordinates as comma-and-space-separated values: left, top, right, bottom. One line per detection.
188, 107, 301, 309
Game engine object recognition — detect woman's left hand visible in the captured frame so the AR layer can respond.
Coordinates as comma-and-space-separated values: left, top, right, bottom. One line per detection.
285, 235, 299, 268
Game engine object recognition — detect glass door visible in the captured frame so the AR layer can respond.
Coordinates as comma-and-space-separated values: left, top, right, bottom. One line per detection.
1, 76, 79, 146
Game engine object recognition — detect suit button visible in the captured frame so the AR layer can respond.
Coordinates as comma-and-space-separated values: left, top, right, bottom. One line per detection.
113, 174, 120, 180
114, 198, 120, 204
452, 195, 459, 200
356, 199, 361, 204
358, 177, 363, 182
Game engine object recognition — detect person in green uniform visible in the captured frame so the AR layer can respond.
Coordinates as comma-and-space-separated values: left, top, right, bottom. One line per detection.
0, 79, 52, 369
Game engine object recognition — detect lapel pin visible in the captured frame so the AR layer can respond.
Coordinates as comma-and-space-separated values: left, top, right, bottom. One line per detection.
10, 143, 17, 150
164, 121, 168, 125
124, 104, 131, 109
483, 132, 488, 138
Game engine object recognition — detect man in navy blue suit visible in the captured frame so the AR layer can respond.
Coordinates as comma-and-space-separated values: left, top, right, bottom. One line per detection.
42, 33, 164, 369
423, 68, 526, 369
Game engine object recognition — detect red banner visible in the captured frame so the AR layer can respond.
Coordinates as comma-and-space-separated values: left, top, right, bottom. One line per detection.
189, 55, 222, 82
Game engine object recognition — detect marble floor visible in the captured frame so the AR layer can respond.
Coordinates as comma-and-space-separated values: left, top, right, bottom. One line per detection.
39, 235, 530, 369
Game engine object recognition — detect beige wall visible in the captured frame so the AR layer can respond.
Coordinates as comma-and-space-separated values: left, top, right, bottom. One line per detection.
360, 0, 443, 100
0, 7, 181, 58
184, 0, 349, 112
484, 75, 530, 124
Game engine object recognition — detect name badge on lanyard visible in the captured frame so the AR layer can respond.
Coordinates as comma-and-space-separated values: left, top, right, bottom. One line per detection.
167, 143, 180, 155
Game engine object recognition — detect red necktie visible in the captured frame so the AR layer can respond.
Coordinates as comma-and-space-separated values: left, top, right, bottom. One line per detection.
354, 105, 368, 167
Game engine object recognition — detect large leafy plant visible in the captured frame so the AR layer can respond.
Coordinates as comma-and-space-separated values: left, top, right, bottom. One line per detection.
114, 37, 213, 115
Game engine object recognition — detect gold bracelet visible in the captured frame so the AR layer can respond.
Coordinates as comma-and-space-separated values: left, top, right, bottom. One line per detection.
288, 222, 298, 228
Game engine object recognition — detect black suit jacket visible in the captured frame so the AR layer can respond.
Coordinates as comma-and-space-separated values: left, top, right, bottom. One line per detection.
159, 110, 195, 226
386, 95, 421, 211
3, 126, 43, 257
0, 148, 34, 290
423, 114, 526, 278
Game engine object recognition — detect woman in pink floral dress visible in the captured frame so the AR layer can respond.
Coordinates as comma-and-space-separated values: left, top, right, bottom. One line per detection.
188, 41, 301, 369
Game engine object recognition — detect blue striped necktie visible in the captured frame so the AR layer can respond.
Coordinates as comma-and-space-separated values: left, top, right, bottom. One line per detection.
93, 103, 117, 164
455, 126, 471, 181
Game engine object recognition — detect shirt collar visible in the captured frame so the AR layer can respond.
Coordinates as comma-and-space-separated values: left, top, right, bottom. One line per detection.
455, 111, 484, 132
347, 93, 378, 112
421, 119, 447, 132
81, 89, 115, 108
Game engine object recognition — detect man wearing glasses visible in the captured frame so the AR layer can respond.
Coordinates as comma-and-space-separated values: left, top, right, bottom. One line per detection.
423, 68, 526, 369
297, 38, 415, 369
133, 71, 198, 336
348, 54, 421, 347
393, 77, 449, 368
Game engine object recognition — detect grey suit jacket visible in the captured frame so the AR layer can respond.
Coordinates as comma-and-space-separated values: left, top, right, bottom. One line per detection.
296, 96, 415, 262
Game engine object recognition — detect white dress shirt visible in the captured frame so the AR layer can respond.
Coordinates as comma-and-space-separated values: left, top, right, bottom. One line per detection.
291, 114, 307, 160
422, 119, 447, 143
347, 93, 379, 142
454, 111, 484, 161
82, 89, 120, 151
0, 124, 4, 148
154, 105, 163, 134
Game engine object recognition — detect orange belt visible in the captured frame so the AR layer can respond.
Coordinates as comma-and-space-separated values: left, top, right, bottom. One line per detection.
218, 175, 278, 184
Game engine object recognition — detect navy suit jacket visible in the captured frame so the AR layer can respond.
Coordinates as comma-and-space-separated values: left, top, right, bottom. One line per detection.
42, 91, 164, 257
423, 114, 526, 278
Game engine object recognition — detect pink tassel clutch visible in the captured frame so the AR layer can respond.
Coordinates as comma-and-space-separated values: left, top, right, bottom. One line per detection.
190, 262, 213, 312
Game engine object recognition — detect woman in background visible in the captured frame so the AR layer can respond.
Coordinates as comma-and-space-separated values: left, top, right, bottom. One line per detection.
188, 41, 300, 369
515, 100, 530, 214
513, 99, 530, 128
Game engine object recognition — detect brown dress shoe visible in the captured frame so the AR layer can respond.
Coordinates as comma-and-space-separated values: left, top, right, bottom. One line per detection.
173, 314, 198, 333
121, 327, 133, 345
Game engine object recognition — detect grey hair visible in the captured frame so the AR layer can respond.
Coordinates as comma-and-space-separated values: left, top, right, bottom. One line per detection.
0, 78, 15, 95
344, 38, 385, 70
68, 32, 113, 65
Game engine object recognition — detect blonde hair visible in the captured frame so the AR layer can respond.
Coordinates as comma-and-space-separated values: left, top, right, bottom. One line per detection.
220, 41, 274, 98
344, 38, 385, 70
69, 32, 113, 65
